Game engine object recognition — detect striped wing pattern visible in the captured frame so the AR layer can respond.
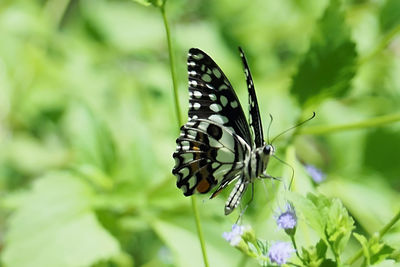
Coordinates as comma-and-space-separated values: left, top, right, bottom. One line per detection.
187, 48, 252, 145
173, 47, 268, 215
173, 119, 249, 196
239, 47, 264, 148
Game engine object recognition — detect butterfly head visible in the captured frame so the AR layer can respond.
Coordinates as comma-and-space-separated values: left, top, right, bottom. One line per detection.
263, 144, 275, 156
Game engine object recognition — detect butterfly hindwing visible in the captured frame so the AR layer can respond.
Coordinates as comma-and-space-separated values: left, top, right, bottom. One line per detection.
187, 48, 252, 145
172, 119, 250, 196
239, 47, 264, 148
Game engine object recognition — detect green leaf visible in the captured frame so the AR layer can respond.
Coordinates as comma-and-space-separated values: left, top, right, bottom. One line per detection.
131, 0, 164, 8
1, 172, 120, 267
131, 0, 151, 6
316, 239, 328, 259
301, 239, 328, 267
289, 193, 355, 257
379, 0, 400, 33
152, 220, 239, 267
354, 233, 371, 266
324, 198, 355, 254
287, 192, 325, 237
371, 260, 400, 267
63, 103, 116, 174
371, 244, 395, 265
290, 0, 357, 106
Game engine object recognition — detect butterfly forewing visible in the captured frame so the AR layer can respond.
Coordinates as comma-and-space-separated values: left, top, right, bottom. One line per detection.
239, 47, 264, 148
187, 48, 252, 145
173, 119, 249, 196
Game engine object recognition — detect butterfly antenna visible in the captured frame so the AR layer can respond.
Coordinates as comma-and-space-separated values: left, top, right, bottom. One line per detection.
270, 112, 316, 145
266, 114, 273, 144
272, 155, 295, 191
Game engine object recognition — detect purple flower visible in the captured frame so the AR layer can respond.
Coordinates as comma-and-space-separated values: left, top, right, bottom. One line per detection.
276, 204, 297, 233
222, 224, 245, 246
268, 241, 295, 265
305, 164, 326, 183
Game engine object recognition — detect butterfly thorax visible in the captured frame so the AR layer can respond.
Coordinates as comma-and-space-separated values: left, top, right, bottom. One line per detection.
243, 144, 274, 182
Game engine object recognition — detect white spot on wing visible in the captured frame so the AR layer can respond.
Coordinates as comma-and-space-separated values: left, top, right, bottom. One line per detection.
210, 103, 222, 112
231, 101, 238, 108
193, 102, 201, 110
216, 147, 235, 162
208, 114, 228, 124
180, 167, 190, 178
193, 91, 202, 98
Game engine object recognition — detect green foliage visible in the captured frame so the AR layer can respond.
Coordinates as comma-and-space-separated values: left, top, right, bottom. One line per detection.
290, 0, 357, 107
379, 0, 400, 33
2, 172, 120, 267
0, 0, 400, 266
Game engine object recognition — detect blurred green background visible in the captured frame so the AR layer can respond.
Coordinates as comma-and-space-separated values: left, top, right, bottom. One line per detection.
0, 0, 399, 266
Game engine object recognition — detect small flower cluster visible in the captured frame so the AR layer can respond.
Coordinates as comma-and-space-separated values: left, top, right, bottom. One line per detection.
276, 203, 297, 236
268, 241, 296, 265
305, 164, 326, 183
223, 204, 298, 266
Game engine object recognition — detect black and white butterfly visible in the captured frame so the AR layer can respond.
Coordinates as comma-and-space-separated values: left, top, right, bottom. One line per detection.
172, 47, 274, 215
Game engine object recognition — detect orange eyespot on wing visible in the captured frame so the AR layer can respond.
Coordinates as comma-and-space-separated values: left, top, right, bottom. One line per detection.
196, 178, 211, 193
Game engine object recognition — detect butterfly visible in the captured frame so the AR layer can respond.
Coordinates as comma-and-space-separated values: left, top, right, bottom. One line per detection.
172, 47, 274, 215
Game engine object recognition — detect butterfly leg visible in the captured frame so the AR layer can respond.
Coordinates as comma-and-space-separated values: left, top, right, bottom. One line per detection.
260, 172, 281, 181
234, 182, 255, 223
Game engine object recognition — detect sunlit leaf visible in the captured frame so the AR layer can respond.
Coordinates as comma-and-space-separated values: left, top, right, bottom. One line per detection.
379, 0, 400, 33
152, 220, 239, 267
1, 172, 120, 267
290, 0, 357, 106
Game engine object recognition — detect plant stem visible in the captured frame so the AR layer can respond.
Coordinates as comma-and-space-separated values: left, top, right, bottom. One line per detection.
160, 3, 209, 267
161, 4, 182, 129
358, 24, 400, 65
190, 195, 210, 267
298, 113, 400, 136
290, 235, 305, 265
346, 209, 400, 265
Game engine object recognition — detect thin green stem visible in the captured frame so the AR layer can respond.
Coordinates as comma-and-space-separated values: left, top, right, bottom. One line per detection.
298, 113, 400, 136
161, 5, 182, 129
290, 235, 305, 265
358, 24, 400, 65
160, 3, 209, 267
43, 0, 71, 29
190, 195, 210, 267
346, 209, 400, 265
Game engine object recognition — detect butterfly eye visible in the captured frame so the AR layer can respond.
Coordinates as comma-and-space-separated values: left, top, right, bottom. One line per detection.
263, 145, 273, 154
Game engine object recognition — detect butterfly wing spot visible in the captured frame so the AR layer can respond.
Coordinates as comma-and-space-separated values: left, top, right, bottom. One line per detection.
230, 101, 238, 108
220, 95, 228, 107
208, 114, 228, 124
189, 80, 198, 87
206, 124, 223, 140
212, 68, 221, 78
201, 74, 212, 82
192, 53, 204, 60
209, 94, 217, 101
196, 177, 211, 193
210, 103, 222, 112
193, 91, 202, 98
193, 103, 201, 110
219, 84, 228, 90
